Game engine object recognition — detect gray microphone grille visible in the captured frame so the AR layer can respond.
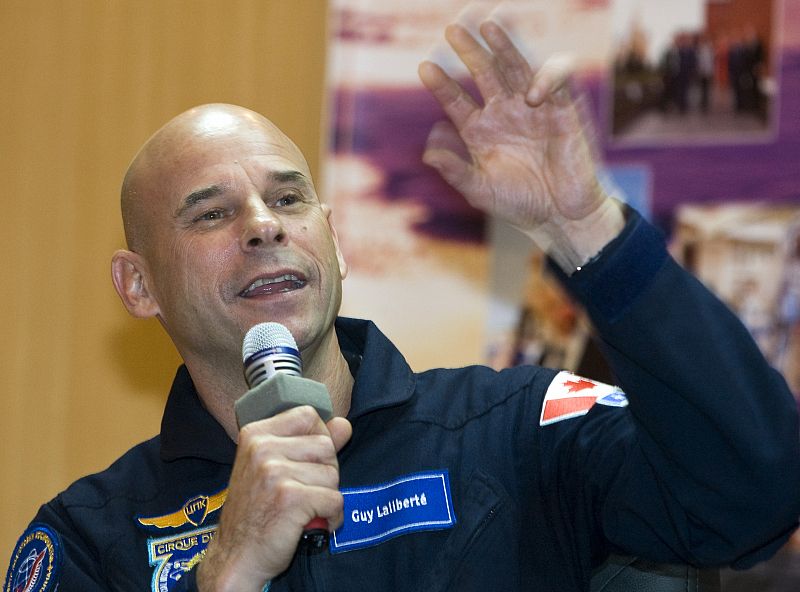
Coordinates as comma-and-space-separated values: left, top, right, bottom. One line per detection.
242, 322, 297, 361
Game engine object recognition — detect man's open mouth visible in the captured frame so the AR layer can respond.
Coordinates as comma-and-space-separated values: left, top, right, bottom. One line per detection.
239, 274, 306, 297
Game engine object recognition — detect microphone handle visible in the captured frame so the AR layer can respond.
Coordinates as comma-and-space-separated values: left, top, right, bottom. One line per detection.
301, 517, 330, 549
235, 373, 335, 550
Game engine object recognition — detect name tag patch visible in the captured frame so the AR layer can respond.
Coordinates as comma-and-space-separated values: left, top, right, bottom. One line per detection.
331, 470, 456, 553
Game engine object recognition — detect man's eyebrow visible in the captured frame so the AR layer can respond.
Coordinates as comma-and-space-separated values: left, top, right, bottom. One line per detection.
174, 184, 226, 218
270, 170, 311, 186
173, 172, 310, 218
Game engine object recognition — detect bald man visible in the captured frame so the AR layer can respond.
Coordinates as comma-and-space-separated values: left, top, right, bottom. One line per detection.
6, 22, 800, 592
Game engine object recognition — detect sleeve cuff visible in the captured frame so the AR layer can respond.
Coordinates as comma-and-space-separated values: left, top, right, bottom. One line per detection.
172, 568, 272, 592
548, 207, 669, 323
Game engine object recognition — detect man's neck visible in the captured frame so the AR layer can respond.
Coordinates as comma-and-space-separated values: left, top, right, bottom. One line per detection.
187, 329, 354, 442
297, 327, 354, 420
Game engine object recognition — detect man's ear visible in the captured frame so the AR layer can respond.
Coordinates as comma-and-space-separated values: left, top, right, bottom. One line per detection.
323, 204, 348, 280
111, 250, 161, 318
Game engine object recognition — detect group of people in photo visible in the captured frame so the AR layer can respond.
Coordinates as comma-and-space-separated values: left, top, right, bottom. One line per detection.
658, 25, 765, 117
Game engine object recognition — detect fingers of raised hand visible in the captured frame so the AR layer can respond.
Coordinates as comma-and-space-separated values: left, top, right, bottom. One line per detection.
418, 60, 478, 130
444, 23, 512, 100
479, 21, 533, 93
526, 53, 576, 107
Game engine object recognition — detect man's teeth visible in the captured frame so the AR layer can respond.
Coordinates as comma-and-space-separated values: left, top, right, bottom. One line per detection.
243, 274, 301, 295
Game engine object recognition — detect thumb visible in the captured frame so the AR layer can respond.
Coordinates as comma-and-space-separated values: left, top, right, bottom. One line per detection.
422, 120, 474, 195
327, 417, 353, 453
423, 146, 474, 196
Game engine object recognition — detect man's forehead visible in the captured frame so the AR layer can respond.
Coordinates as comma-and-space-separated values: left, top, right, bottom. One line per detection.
131, 105, 311, 192
154, 106, 304, 165
120, 104, 315, 252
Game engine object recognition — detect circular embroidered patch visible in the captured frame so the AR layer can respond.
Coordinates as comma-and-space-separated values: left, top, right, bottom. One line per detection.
4, 524, 60, 592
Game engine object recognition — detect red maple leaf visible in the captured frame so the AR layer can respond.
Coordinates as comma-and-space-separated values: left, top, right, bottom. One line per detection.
564, 379, 596, 393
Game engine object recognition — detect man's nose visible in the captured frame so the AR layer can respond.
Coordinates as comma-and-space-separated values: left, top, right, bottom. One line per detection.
240, 199, 286, 250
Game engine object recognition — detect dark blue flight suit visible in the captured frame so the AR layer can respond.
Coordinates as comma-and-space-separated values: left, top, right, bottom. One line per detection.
6, 210, 800, 592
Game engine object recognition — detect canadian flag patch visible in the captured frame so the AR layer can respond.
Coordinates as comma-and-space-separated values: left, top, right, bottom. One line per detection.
539, 371, 628, 426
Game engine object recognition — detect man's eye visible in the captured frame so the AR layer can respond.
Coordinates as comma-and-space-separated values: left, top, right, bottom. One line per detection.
196, 209, 225, 222
275, 193, 300, 207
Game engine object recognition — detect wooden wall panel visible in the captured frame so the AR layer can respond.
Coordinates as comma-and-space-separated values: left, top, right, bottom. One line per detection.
0, 0, 329, 563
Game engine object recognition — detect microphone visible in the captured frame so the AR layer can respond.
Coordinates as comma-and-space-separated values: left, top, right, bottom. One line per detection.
235, 322, 334, 550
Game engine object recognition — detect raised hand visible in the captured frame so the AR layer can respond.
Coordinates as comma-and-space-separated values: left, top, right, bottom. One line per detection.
419, 21, 623, 269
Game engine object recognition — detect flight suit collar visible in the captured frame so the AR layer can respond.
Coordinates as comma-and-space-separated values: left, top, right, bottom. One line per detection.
159, 365, 236, 464
335, 317, 417, 419
159, 318, 416, 462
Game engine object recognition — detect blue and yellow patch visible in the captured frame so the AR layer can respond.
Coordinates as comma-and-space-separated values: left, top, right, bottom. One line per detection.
137, 488, 228, 530
136, 488, 228, 592
4, 524, 60, 592
146, 525, 217, 592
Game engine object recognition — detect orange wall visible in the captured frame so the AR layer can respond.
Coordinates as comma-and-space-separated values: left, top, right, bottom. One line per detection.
0, 0, 329, 564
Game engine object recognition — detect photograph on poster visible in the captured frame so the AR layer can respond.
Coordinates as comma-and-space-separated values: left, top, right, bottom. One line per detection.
609, 0, 777, 144
325, 0, 615, 370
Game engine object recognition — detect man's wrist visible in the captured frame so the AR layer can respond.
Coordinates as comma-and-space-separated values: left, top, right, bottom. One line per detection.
549, 207, 669, 324
521, 198, 625, 275
194, 548, 272, 592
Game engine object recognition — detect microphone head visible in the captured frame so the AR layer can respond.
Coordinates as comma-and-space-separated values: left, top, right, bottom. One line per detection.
242, 322, 302, 387
243, 322, 296, 360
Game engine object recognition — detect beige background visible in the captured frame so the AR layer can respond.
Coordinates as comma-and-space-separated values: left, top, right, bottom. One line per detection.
1, 0, 330, 564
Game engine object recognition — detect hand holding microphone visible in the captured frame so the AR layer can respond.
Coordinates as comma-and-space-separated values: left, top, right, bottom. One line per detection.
196, 323, 351, 590
236, 322, 338, 549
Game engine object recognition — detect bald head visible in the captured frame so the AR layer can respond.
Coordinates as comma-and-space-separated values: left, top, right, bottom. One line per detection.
121, 104, 311, 254
111, 101, 349, 425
